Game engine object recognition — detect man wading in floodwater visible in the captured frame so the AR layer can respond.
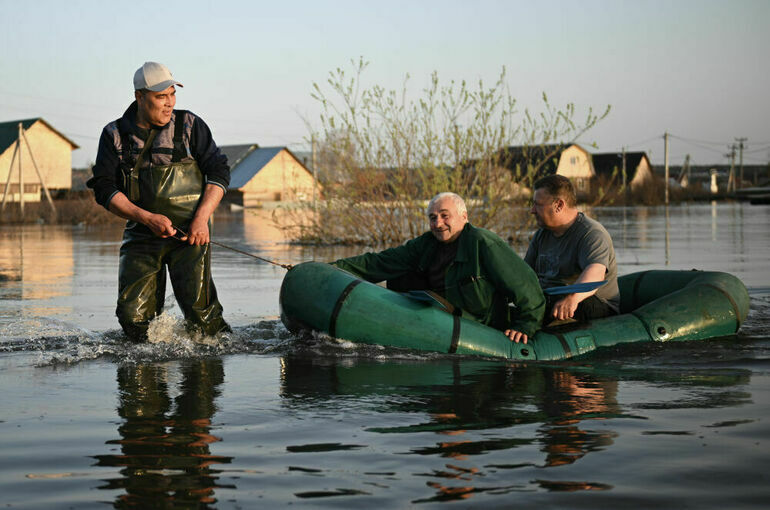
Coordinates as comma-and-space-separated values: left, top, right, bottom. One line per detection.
87, 62, 231, 341
333, 192, 545, 343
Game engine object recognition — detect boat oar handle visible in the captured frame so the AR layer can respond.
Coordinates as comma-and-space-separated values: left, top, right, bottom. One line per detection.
543, 281, 607, 296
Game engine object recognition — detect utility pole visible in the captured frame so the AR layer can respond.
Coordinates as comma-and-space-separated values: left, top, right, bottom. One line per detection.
621, 147, 627, 189
663, 131, 668, 205
0, 133, 20, 210
735, 137, 747, 189
311, 136, 318, 217
18, 125, 25, 215
725, 144, 736, 193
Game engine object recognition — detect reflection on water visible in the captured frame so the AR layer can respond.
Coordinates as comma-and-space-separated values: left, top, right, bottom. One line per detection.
276, 354, 753, 503
666, 204, 671, 266
93, 359, 234, 507
279, 357, 620, 464
0, 225, 73, 300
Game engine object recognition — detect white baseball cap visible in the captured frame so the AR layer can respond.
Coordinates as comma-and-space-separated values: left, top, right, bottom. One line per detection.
133, 62, 183, 92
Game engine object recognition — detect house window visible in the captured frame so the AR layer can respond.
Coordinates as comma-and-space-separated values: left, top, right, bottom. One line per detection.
570, 156, 577, 166
7, 184, 40, 193
576, 178, 586, 191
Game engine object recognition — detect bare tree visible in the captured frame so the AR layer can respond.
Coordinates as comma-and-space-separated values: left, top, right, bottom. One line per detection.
277, 58, 610, 246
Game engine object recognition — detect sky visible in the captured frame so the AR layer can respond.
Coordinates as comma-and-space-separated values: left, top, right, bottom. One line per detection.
1, 0, 768, 169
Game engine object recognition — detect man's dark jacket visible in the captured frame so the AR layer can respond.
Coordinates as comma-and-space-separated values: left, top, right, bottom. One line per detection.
334, 223, 545, 337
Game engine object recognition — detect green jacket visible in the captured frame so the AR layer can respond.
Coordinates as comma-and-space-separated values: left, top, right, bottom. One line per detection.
333, 223, 545, 337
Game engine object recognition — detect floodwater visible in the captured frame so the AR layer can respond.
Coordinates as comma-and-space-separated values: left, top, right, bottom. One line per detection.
1, 202, 769, 509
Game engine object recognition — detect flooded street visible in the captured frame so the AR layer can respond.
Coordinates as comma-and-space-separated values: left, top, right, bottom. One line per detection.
1, 202, 769, 508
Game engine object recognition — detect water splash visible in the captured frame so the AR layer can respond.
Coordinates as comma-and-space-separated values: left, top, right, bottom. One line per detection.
0, 309, 448, 369
0, 312, 297, 366
145, 312, 217, 346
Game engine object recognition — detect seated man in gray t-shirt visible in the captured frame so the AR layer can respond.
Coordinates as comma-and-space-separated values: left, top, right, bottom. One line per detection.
524, 175, 619, 325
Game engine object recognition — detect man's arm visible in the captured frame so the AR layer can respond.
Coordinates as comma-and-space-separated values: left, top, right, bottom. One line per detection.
550, 262, 607, 320
107, 192, 177, 238
184, 184, 225, 245
333, 235, 427, 283
182, 113, 229, 245
190, 115, 230, 190
87, 125, 175, 238
106, 181, 223, 244
87, 126, 124, 209
551, 223, 614, 320
481, 238, 545, 343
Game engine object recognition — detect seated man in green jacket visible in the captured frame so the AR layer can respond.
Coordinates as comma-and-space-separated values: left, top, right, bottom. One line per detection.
333, 192, 545, 343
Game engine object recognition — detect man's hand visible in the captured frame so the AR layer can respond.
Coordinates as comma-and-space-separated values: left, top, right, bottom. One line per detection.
108, 193, 177, 238
550, 263, 608, 321
504, 329, 528, 343
552, 294, 580, 321
176, 183, 225, 246
182, 216, 211, 246
144, 213, 176, 238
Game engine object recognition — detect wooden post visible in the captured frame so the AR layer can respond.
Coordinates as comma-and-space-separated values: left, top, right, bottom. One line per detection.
621, 147, 627, 189
725, 145, 736, 193
311, 136, 318, 216
20, 125, 57, 216
735, 137, 746, 190
1, 137, 20, 213
18, 124, 24, 215
663, 132, 668, 205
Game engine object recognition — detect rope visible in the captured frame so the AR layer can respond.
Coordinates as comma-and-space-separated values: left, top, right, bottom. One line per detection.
171, 226, 293, 270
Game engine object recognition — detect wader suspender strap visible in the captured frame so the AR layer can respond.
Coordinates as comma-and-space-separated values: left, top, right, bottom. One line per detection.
171, 113, 186, 162
133, 128, 158, 171
127, 129, 158, 202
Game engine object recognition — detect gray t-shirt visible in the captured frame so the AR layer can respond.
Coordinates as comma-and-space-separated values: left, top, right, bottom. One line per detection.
524, 212, 619, 312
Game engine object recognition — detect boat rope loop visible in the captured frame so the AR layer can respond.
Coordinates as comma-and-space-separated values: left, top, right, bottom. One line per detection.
171, 226, 293, 270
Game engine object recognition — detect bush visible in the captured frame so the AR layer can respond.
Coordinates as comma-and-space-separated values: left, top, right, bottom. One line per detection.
0, 197, 121, 226
276, 58, 610, 246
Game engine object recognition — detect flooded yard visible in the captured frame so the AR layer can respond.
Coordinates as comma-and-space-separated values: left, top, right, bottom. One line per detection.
1, 201, 768, 508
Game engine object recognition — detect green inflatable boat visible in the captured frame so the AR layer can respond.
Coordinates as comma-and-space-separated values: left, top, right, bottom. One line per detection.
279, 262, 750, 361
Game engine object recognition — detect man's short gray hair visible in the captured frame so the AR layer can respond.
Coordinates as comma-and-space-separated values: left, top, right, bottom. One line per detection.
427, 192, 467, 216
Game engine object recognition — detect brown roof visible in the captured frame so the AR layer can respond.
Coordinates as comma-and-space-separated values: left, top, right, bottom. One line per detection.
592, 152, 649, 178
498, 144, 567, 177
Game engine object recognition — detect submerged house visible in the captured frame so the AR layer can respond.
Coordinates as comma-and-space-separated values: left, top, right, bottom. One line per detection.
553, 144, 595, 195
221, 144, 320, 207
499, 144, 653, 198
0, 118, 79, 203
498, 144, 564, 179
499, 143, 595, 196
591, 152, 654, 192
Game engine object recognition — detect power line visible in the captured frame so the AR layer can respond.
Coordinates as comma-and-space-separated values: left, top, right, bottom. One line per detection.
668, 134, 731, 146
668, 135, 731, 155
745, 145, 770, 154
624, 135, 661, 147
0, 90, 113, 112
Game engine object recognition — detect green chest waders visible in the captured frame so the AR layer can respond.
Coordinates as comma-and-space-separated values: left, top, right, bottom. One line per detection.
116, 124, 229, 342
